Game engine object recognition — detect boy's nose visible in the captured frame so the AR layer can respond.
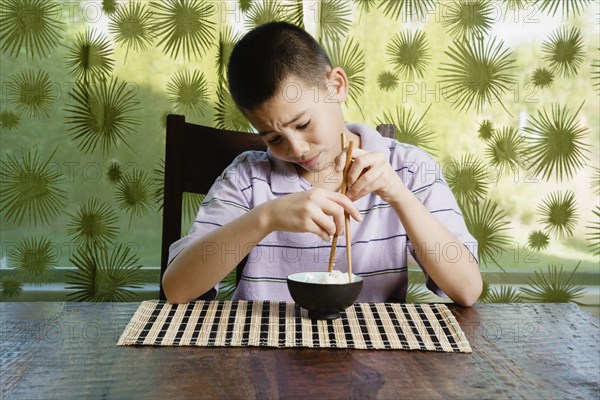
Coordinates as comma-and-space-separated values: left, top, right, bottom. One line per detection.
287, 137, 308, 158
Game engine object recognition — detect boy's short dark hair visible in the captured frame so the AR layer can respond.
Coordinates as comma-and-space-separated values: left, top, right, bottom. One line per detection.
227, 21, 332, 110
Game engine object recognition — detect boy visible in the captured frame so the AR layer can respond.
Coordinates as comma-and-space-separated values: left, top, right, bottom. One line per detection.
162, 22, 482, 306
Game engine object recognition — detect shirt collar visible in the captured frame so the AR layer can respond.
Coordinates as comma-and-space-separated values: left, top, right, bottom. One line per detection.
269, 154, 309, 193
346, 123, 391, 156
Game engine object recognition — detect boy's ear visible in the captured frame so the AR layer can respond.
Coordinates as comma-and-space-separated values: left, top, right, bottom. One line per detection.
325, 67, 349, 103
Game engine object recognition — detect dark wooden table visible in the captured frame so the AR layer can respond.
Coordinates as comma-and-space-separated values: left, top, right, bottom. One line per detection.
1, 302, 598, 399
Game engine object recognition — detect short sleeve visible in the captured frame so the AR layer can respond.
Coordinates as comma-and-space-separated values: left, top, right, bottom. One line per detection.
167, 152, 255, 266
398, 145, 479, 298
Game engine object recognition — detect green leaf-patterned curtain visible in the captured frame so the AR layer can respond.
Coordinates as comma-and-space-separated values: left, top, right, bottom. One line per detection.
1, 0, 598, 305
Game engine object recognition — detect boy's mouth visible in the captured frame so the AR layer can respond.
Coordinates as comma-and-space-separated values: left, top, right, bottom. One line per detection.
297, 153, 320, 169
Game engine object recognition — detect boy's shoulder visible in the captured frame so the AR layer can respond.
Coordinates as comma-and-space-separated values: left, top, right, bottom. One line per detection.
385, 139, 443, 187
386, 139, 437, 166
222, 150, 273, 184
348, 123, 435, 166
229, 150, 271, 170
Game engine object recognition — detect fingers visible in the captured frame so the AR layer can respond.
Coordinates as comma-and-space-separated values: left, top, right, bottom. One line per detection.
275, 189, 363, 241
317, 193, 360, 233
341, 196, 363, 222
305, 219, 336, 242
344, 152, 397, 201
310, 219, 335, 242
335, 151, 345, 172
346, 166, 383, 200
336, 145, 368, 172
327, 191, 362, 222
307, 190, 363, 241
310, 213, 338, 240
344, 150, 377, 185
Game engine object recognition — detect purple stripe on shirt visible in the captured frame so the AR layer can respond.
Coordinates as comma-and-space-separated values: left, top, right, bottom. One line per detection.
193, 220, 223, 227
430, 208, 464, 216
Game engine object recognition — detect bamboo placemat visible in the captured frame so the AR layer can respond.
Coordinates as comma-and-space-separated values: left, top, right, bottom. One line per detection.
117, 300, 471, 353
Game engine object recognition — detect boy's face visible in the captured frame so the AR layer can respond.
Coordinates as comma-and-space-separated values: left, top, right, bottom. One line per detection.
243, 68, 352, 179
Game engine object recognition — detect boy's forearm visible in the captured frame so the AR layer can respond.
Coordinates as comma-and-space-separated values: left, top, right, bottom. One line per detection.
162, 204, 272, 304
389, 188, 482, 307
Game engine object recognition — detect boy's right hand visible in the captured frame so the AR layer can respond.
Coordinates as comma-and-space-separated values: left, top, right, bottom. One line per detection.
259, 188, 362, 242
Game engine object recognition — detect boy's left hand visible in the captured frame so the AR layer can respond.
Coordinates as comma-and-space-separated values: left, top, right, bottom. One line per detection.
336, 148, 405, 203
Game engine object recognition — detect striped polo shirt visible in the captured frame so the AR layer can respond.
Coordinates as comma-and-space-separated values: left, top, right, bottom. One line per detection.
169, 123, 478, 302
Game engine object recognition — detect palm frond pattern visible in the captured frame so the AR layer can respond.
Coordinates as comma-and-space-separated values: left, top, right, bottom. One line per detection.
523, 102, 590, 181
66, 244, 142, 302
439, 37, 516, 113
0, 148, 66, 226
0, 0, 64, 58
150, 0, 215, 60
521, 262, 584, 303
376, 105, 437, 154
537, 191, 578, 239
65, 78, 141, 155
8, 236, 57, 285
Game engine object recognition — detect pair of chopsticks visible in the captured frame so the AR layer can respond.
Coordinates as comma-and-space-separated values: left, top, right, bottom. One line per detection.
327, 133, 354, 281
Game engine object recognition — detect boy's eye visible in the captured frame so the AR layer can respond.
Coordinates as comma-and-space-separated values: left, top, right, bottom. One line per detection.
297, 120, 310, 130
267, 136, 282, 144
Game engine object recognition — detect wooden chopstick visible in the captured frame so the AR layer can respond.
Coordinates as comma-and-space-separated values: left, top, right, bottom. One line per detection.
327, 133, 345, 272
327, 133, 354, 279
341, 143, 354, 282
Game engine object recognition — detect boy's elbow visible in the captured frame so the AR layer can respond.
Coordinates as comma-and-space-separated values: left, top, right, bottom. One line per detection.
162, 276, 188, 305
454, 282, 483, 307
163, 288, 181, 305
164, 289, 196, 305
455, 293, 479, 307
164, 292, 187, 305
455, 264, 483, 307
162, 274, 210, 304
